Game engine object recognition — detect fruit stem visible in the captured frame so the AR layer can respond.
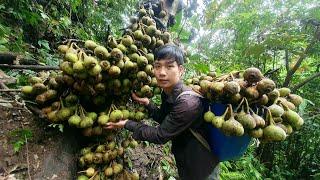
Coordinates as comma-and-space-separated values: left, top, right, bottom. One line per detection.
72, 42, 81, 50
107, 107, 112, 116
77, 170, 86, 173
88, 171, 99, 180
138, 49, 147, 56
128, 31, 135, 41
79, 105, 85, 118
137, 50, 142, 56
75, 105, 79, 115
69, 42, 75, 49
66, 40, 71, 47
266, 109, 275, 126
59, 97, 65, 109
244, 97, 250, 114
221, 106, 229, 119
227, 104, 234, 118
141, 23, 148, 28
229, 73, 235, 81
139, 23, 147, 34
235, 97, 245, 112
249, 107, 255, 115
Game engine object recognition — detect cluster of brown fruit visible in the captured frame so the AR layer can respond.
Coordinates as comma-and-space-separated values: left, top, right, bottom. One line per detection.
20, 4, 174, 128
188, 67, 304, 142
19, 5, 174, 180
21, 75, 148, 137
76, 135, 139, 180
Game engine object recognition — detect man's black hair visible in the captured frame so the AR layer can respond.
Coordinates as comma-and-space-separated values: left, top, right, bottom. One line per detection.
155, 44, 184, 65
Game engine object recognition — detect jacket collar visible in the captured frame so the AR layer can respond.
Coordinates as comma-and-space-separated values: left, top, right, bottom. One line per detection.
162, 81, 185, 103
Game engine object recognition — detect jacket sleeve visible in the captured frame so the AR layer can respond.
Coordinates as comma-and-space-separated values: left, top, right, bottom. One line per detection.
146, 102, 166, 123
125, 95, 201, 144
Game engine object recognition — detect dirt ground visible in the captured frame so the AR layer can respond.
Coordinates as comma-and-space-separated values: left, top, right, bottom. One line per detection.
0, 99, 78, 180
0, 95, 177, 180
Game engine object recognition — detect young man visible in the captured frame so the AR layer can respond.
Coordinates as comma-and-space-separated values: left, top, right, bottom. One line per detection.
105, 44, 219, 180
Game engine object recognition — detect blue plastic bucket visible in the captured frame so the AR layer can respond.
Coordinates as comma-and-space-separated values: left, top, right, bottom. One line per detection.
206, 103, 251, 161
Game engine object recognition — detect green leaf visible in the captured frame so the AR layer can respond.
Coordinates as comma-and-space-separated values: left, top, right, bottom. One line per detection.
13, 140, 24, 153
40, 12, 49, 19
58, 124, 64, 132
0, 37, 8, 44
192, 63, 210, 73
60, 16, 72, 27
48, 124, 64, 132
169, 11, 183, 32
0, 45, 8, 51
38, 40, 50, 50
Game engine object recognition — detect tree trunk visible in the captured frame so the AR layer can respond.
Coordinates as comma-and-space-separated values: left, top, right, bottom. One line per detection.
283, 27, 319, 87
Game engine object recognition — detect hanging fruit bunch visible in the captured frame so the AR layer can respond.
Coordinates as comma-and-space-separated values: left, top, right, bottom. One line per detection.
20, 2, 175, 126
76, 133, 139, 180
188, 67, 304, 142
20, 4, 174, 179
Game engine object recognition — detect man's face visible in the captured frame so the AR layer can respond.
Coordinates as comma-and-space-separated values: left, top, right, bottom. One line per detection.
153, 59, 184, 93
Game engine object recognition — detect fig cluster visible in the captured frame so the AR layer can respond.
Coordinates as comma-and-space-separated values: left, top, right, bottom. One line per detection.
190, 67, 304, 142
20, 5, 175, 129
76, 134, 139, 180
20, 5, 174, 179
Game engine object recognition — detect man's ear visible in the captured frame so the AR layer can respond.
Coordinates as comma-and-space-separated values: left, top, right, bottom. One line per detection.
179, 65, 185, 77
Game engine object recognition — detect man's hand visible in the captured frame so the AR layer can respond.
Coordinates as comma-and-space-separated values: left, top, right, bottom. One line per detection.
132, 92, 150, 106
104, 120, 128, 130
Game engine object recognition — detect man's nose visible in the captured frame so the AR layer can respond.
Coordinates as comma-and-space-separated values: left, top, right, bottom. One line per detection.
159, 67, 167, 76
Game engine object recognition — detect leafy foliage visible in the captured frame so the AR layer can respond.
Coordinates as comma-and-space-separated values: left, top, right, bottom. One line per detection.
220, 145, 266, 180
0, 0, 138, 54
9, 128, 33, 153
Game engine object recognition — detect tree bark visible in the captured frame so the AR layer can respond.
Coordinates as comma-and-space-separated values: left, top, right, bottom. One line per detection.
0, 89, 21, 92
283, 27, 319, 87
291, 72, 320, 92
0, 64, 59, 71
285, 49, 289, 72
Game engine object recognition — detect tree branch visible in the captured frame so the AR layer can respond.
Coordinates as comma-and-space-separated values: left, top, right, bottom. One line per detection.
291, 71, 320, 92
0, 64, 59, 71
0, 89, 21, 92
285, 49, 289, 72
316, 63, 320, 72
264, 68, 281, 78
283, 27, 319, 87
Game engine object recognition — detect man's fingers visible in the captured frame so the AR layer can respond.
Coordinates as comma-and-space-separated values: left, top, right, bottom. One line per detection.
131, 92, 138, 99
104, 123, 116, 129
103, 125, 113, 129
132, 93, 142, 101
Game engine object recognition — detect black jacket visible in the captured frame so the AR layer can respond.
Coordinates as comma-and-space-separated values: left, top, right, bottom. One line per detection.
125, 81, 219, 180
